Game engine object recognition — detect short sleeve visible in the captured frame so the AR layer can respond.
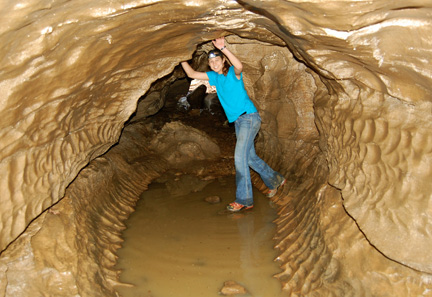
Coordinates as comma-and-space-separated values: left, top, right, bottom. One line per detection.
206, 71, 216, 86
228, 66, 242, 81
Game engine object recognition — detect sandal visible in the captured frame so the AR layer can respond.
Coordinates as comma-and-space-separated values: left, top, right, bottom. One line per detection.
266, 178, 287, 198
227, 202, 254, 212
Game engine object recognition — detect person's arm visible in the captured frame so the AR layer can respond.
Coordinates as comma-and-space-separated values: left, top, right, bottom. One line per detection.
212, 37, 243, 78
181, 61, 209, 80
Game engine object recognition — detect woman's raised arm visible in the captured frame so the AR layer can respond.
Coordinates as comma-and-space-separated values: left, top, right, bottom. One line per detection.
181, 61, 209, 80
212, 37, 243, 78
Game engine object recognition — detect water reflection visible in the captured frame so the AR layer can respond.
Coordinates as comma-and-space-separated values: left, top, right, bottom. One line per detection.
115, 174, 283, 297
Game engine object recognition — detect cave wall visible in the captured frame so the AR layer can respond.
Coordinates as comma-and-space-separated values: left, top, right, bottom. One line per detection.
1, 0, 432, 296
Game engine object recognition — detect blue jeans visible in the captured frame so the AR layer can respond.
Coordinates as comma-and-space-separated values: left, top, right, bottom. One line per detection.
234, 112, 284, 206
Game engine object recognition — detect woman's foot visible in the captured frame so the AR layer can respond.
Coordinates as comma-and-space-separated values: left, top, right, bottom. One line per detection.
227, 202, 254, 212
266, 178, 287, 198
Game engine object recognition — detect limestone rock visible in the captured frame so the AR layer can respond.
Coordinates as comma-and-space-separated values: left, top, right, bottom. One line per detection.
149, 121, 221, 166
187, 84, 207, 109
204, 195, 221, 204
219, 280, 248, 296
0, 1, 431, 297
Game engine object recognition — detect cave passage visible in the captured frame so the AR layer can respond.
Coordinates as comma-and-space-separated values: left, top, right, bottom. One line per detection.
2, 1, 432, 296
114, 63, 286, 296
115, 174, 283, 297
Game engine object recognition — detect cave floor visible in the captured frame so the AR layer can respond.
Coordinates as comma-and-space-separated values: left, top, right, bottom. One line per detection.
115, 97, 284, 296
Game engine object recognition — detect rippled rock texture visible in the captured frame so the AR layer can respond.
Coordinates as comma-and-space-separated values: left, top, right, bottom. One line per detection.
0, 0, 432, 296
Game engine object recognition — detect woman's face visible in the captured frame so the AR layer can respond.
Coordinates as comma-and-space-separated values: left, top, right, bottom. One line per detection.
208, 56, 225, 74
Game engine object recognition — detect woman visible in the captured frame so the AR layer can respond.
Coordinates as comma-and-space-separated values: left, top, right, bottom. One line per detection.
181, 37, 286, 212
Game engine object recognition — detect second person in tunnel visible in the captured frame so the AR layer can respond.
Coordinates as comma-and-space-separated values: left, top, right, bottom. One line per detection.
181, 36, 286, 212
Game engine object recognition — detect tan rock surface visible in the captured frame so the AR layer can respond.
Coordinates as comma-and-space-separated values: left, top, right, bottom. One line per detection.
220, 280, 248, 295
0, 0, 431, 296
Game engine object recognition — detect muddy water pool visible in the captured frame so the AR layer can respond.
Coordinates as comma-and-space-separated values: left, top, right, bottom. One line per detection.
115, 174, 283, 297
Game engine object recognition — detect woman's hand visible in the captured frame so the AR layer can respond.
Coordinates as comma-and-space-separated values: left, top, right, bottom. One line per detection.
212, 37, 225, 50
212, 36, 243, 78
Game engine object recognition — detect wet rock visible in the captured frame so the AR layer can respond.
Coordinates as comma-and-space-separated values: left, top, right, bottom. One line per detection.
149, 121, 221, 166
203, 93, 223, 115
165, 174, 212, 196
136, 91, 164, 119
204, 195, 221, 204
187, 84, 207, 109
188, 109, 201, 117
219, 280, 248, 296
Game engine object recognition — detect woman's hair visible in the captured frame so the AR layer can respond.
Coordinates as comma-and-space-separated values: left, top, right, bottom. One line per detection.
208, 49, 230, 76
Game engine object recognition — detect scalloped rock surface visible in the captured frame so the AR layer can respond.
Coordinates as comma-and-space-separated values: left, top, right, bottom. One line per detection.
0, 1, 431, 296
